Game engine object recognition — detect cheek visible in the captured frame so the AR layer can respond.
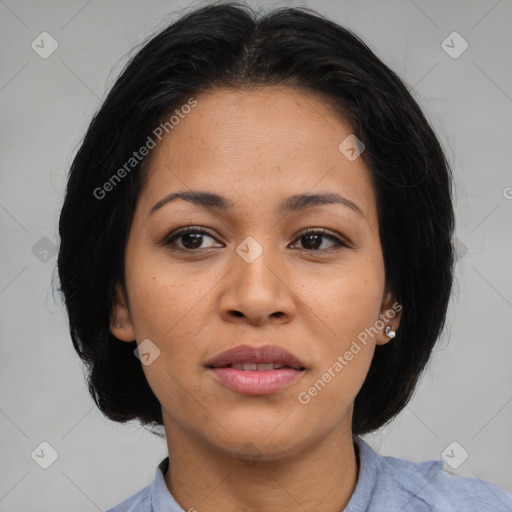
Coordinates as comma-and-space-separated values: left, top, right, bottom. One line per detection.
297, 270, 382, 413
124, 255, 214, 394
296, 260, 385, 412
302, 254, 385, 341
125, 245, 209, 339
331, 276, 384, 338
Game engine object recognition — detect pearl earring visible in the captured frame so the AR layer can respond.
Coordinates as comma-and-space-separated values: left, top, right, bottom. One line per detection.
384, 325, 396, 338
116, 323, 122, 328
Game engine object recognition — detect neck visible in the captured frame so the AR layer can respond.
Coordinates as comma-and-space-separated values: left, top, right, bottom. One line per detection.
163, 416, 359, 512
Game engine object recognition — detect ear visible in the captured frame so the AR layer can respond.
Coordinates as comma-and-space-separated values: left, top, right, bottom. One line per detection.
110, 283, 136, 342
376, 289, 402, 346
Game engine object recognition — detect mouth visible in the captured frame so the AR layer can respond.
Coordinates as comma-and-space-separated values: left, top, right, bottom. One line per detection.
217, 362, 305, 371
206, 344, 306, 370
206, 345, 306, 395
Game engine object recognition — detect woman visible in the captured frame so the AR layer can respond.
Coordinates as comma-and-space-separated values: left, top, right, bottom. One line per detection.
57, 2, 512, 511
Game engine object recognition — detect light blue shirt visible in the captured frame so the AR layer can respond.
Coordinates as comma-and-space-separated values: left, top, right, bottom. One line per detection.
106, 437, 512, 511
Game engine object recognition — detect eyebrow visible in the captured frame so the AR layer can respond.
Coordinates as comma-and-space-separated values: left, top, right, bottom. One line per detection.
149, 190, 364, 218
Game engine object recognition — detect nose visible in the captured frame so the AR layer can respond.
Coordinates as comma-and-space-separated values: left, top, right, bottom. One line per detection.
218, 240, 296, 326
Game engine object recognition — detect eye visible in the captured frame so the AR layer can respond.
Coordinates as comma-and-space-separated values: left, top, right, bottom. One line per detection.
290, 228, 349, 252
162, 226, 350, 253
162, 226, 223, 251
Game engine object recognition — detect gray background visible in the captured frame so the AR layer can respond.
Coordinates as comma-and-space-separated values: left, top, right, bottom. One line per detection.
1, 0, 511, 510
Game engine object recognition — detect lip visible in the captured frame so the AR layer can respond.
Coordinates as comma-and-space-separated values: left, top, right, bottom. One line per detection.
206, 344, 306, 370
206, 344, 306, 396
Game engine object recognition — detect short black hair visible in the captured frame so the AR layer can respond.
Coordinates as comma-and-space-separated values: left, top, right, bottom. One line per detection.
57, 1, 455, 436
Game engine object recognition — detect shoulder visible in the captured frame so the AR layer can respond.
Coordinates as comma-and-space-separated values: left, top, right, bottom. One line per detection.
105, 484, 152, 512
105, 456, 174, 512
357, 438, 512, 512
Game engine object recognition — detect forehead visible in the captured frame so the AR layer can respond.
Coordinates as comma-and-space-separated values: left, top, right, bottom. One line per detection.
139, 86, 376, 221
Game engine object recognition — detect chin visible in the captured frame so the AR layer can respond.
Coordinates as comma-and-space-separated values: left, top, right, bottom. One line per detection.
206, 419, 312, 461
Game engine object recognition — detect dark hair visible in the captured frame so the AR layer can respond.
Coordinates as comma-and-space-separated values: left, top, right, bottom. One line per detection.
57, 1, 455, 436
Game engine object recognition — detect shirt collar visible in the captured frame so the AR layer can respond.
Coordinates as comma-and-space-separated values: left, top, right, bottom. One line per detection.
149, 456, 185, 511
343, 436, 381, 511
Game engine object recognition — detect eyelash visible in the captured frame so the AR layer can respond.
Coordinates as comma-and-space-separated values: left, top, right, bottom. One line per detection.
161, 226, 350, 253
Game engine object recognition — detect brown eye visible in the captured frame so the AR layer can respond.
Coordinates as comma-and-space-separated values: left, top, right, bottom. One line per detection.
291, 228, 349, 252
163, 227, 222, 251
162, 226, 349, 253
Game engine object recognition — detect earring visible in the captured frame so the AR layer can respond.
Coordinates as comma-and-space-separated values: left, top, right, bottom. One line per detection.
384, 325, 396, 338
116, 323, 122, 328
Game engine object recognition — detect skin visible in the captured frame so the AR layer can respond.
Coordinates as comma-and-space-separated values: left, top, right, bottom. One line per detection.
111, 86, 401, 512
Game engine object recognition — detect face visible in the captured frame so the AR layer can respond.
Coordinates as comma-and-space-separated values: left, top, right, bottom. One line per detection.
111, 86, 401, 461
